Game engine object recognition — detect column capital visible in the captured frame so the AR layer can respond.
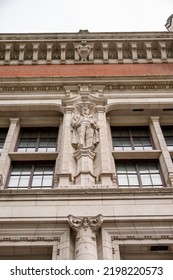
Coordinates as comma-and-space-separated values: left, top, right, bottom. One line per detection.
68, 214, 103, 233
10, 118, 20, 125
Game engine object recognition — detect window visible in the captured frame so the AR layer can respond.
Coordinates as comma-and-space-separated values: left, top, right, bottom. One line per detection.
17, 127, 58, 152
162, 126, 173, 149
0, 128, 8, 152
116, 161, 163, 188
8, 162, 54, 189
111, 127, 153, 151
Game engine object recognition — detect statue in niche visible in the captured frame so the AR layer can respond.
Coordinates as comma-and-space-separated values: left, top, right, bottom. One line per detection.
71, 104, 99, 150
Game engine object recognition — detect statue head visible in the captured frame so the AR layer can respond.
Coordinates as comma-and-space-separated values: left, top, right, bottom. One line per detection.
81, 105, 90, 116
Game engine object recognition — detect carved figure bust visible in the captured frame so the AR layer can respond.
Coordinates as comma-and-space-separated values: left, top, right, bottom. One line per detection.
71, 104, 99, 150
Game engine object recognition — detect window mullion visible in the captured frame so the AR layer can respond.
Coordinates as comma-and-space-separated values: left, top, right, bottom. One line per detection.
136, 163, 142, 187
29, 164, 35, 189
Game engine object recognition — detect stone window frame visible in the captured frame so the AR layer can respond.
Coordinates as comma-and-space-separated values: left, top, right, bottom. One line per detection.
16, 127, 59, 152
7, 161, 55, 189
111, 126, 154, 151
116, 160, 164, 188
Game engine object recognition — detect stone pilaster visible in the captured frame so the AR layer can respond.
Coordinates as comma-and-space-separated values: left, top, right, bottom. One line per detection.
18, 43, 25, 64
32, 43, 40, 64
4, 43, 12, 64
101, 42, 109, 63
56, 108, 74, 186
116, 42, 123, 63
96, 107, 116, 185
0, 118, 20, 189
159, 41, 167, 63
144, 42, 153, 63
130, 42, 138, 63
46, 43, 53, 64
68, 214, 103, 260
60, 43, 67, 64
150, 116, 173, 187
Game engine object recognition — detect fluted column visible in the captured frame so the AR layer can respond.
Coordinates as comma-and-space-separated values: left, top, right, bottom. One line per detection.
68, 215, 103, 260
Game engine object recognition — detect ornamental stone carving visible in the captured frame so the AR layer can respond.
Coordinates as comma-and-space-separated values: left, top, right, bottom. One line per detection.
68, 214, 103, 233
75, 41, 93, 62
68, 214, 103, 259
71, 104, 100, 151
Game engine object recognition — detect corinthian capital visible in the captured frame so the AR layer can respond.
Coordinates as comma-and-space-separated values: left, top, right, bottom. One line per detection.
68, 214, 103, 233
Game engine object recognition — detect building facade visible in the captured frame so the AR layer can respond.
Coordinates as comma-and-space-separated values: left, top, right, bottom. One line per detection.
0, 30, 173, 259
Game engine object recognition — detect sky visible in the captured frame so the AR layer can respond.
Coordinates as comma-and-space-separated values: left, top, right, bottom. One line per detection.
0, 0, 172, 33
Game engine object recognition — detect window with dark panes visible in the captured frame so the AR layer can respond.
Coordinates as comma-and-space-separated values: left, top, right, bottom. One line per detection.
0, 128, 8, 152
17, 127, 58, 152
8, 162, 54, 189
162, 126, 173, 149
116, 161, 163, 188
111, 127, 153, 151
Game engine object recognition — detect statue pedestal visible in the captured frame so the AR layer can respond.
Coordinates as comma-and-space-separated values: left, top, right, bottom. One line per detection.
74, 147, 96, 185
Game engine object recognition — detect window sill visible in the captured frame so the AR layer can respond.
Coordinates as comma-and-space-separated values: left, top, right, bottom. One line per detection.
9, 152, 58, 161
112, 150, 161, 159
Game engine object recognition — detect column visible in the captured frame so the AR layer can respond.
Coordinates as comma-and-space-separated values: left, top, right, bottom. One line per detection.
68, 215, 103, 260
0, 119, 20, 189
150, 117, 173, 186
46, 43, 53, 64
101, 42, 109, 63
18, 43, 25, 64
4, 43, 12, 64
159, 41, 167, 63
32, 43, 40, 64
96, 107, 116, 185
56, 108, 74, 186
130, 42, 138, 63
116, 42, 123, 63
144, 42, 153, 62
60, 43, 67, 64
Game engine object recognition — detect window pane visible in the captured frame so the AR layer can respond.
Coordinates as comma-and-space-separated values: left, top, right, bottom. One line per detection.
32, 175, 42, 187
128, 175, 139, 186
141, 174, 152, 186
151, 174, 163, 186
42, 175, 53, 187
126, 165, 136, 173
19, 176, 30, 187
8, 176, 19, 187
118, 175, 128, 186
117, 165, 126, 173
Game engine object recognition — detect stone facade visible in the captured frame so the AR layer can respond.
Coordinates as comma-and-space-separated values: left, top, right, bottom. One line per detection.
0, 31, 173, 259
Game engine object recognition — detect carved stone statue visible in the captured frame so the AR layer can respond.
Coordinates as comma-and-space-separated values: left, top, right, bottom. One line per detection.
75, 41, 92, 62
71, 104, 99, 150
